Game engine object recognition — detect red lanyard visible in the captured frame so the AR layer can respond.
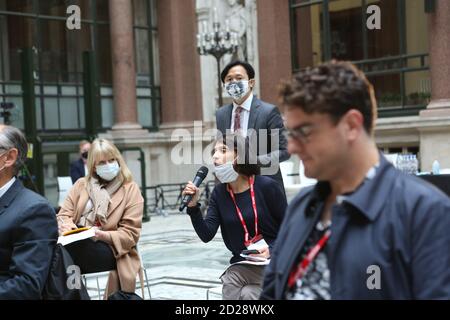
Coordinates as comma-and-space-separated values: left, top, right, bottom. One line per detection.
288, 229, 331, 289
227, 176, 259, 247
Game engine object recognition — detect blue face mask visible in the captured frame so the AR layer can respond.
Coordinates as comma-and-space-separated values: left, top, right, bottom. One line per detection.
214, 161, 239, 183
96, 161, 120, 181
225, 80, 250, 101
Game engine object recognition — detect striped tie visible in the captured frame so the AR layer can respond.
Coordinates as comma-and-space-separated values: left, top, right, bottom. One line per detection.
233, 106, 243, 133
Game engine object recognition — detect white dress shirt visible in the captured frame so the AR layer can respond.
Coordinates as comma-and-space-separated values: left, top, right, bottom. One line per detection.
0, 176, 16, 199
230, 94, 253, 137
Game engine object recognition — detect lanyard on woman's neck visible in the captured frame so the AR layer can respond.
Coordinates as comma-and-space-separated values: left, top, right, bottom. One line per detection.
227, 176, 259, 247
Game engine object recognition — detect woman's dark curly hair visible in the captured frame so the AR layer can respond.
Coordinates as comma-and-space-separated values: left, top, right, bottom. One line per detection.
279, 60, 378, 134
213, 133, 260, 177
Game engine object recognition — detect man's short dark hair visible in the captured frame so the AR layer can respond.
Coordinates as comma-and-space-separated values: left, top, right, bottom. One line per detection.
221, 60, 256, 83
214, 133, 260, 177
279, 60, 377, 134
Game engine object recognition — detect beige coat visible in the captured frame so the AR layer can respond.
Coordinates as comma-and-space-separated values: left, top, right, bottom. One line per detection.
58, 178, 144, 297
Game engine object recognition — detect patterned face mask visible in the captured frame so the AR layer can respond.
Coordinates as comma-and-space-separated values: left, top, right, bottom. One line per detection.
225, 80, 250, 101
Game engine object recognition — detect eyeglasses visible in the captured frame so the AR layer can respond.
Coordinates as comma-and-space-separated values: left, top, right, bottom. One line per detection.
285, 124, 316, 144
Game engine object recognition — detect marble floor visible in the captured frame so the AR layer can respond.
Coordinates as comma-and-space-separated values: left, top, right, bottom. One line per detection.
84, 212, 230, 300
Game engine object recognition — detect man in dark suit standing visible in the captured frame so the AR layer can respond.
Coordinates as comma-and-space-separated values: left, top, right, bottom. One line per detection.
0, 125, 57, 299
216, 60, 290, 192
70, 140, 91, 184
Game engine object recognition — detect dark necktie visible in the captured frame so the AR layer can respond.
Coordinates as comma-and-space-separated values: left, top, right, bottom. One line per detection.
233, 106, 243, 132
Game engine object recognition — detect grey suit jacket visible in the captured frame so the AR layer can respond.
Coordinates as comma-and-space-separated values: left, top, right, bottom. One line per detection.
216, 96, 290, 190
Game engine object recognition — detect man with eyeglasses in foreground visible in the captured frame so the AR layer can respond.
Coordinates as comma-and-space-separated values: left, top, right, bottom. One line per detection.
260, 61, 450, 300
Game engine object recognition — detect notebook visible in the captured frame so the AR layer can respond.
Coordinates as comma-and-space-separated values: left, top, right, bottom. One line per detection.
57, 227, 96, 246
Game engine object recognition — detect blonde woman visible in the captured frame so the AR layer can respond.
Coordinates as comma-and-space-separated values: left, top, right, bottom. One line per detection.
57, 138, 144, 298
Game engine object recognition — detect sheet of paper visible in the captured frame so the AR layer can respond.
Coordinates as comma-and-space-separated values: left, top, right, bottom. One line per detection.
57, 228, 96, 246
234, 258, 270, 266
239, 253, 269, 263
239, 238, 270, 263
247, 238, 268, 251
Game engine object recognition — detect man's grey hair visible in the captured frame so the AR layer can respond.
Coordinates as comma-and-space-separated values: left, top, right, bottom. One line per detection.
0, 125, 28, 174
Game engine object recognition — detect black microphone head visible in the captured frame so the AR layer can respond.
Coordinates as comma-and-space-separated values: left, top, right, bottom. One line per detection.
179, 166, 209, 212
196, 166, 209, 180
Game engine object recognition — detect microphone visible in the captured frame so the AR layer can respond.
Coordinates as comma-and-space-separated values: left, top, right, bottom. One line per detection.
179, 166, 209, 212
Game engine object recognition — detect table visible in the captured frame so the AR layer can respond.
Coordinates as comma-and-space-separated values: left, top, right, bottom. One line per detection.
418, 174, 450, 197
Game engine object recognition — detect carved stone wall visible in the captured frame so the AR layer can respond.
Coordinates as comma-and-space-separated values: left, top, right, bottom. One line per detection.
196, 0, 260, 123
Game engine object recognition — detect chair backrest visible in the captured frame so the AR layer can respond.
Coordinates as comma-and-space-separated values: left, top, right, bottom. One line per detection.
280, 161, 295, 187
57, 177, 73, 207
299, 161, 317, 187
136, 243, 152, 299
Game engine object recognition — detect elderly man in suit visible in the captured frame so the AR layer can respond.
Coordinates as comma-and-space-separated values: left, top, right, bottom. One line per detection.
216, 60, 290, 192
0, 125, 57, 299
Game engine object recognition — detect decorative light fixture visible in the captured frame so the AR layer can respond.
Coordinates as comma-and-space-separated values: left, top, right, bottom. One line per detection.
196, 7, 238, 107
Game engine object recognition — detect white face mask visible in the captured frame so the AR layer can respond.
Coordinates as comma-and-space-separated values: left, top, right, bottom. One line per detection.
214, 161, 239, 183
225, 80, 250, 101
96, 161, 120, 181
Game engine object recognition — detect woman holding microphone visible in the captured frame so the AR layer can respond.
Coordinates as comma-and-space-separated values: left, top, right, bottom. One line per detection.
182, 133, 287, 300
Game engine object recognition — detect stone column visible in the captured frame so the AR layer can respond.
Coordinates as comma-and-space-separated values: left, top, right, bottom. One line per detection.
256, 0, 292, 108
101, 0, 149, 188
420, 0, 450, 117
108, 0, 142, 132
157, 0, 203, 131
417, 0, 450, 171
